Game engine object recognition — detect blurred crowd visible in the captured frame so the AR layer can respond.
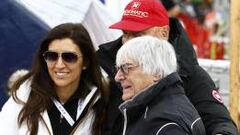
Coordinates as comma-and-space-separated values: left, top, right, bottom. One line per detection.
162, 0, 230, 59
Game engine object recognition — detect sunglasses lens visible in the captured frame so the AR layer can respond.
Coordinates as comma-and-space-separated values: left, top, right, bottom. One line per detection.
62, 52, 78, 63
43, 51, 58, 62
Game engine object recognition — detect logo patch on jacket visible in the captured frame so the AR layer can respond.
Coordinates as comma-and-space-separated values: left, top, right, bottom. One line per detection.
212, 90, 223, 103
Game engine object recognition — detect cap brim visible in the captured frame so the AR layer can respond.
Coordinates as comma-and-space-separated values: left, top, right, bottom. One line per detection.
109, 20, 153, 32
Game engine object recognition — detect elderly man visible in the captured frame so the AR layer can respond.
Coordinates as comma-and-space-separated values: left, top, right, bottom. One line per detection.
97, 0, 238, 135
115, 36, 205, 135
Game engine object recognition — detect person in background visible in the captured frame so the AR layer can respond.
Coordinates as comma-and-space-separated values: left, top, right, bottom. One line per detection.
161, 0, 181, 17
0, 23, 108, 135
96, 0, 238, 134
115, 36, 206, 135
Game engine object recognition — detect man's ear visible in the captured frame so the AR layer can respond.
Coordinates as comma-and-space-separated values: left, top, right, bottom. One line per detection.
154, 26, 169, 40
161, 26, 170, 40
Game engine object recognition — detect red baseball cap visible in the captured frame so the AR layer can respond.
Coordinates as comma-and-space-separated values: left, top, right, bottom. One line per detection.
110, 0, 169, 32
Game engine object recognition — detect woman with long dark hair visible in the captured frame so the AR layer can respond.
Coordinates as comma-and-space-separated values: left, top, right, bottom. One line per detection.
0, 23, 108, 135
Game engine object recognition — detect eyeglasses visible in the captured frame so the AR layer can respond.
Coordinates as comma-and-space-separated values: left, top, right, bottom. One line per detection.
115, 63, 138, 75
43, 51, 82, 64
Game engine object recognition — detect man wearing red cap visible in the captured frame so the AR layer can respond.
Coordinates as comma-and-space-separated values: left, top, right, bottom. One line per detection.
97, 0, 238, 135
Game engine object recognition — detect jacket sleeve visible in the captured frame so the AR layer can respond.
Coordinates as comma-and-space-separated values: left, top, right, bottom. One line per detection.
185, 65, 238, 135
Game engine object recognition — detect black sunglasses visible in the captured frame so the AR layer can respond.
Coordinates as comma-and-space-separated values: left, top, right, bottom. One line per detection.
43, 51, 82, 64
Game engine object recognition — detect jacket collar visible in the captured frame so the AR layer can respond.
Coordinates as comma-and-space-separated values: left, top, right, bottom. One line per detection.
168, 18, 181, 44
98, 36, 122, 61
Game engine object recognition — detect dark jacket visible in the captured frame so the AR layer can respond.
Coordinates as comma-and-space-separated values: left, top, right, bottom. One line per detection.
119, 72, 205, 135
96, 18, 238, 135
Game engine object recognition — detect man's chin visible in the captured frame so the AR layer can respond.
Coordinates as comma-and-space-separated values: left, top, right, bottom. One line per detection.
122, 95, 133, 101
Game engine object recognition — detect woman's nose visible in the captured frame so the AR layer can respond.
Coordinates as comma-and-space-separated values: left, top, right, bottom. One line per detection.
55, 57, 66, 68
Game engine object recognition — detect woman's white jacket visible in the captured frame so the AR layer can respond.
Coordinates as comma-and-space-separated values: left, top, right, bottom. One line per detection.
0, 79, 98, 135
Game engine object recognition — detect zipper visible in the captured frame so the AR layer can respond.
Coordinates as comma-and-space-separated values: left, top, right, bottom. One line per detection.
144, 106, 149, 119
122, 108, 127, 135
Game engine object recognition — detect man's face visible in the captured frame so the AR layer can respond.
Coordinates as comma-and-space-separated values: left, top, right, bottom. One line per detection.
114, 59, 156, 101
122, 26, 169, 44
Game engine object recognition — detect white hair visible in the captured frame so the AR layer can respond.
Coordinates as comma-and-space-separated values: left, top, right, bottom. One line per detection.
116, 36, 177, 78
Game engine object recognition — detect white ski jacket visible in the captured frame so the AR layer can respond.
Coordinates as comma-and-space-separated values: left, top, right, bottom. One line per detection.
0, 79, 99, 135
